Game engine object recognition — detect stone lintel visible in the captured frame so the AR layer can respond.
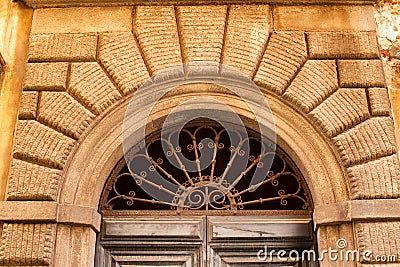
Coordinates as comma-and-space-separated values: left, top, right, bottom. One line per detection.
0, 201, 101, 232
313, 199, 400, 228
21, 0, 377, 8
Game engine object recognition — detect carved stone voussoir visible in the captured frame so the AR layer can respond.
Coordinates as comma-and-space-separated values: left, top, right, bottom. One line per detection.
69, 62, 122, 115
38, 92, 96, 139
221, 5, 272, 78
347, 154, 400, 199
254, 31, 307, 94
176, 5, 227, 63
134, 6, 182, 75
282, 60, 338, 113
310, 88, 370, 138
99, 33, 150, 96
13, 120, 76, 169
333, 117, 397, 167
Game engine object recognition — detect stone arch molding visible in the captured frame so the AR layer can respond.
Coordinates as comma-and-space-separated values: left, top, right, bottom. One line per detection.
2, 4, 400, 267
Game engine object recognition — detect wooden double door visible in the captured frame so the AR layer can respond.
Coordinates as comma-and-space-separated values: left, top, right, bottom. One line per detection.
95, 215, 317, 267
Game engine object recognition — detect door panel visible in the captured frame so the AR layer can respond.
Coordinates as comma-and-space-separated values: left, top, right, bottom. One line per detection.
97, 216, 206, 267
96, 216, 315, 267
207, 216, 314, 267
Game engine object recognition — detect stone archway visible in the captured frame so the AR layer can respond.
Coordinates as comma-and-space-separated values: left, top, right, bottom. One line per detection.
1, 3, 400, 267
58, 86, 348, 266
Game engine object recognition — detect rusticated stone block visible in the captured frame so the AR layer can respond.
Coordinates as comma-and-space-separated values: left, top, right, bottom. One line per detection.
134, 6, 182, 74
31, 6, 132, 34
390, 43, 400, 59
307, 32, 380, 59
99, 33, 149, 96
38, 92, 96, 139
356, 222, 400, 263
333, 117, 397, 167
221, 5, 271, 78
7, 159, 62, 201
69, 62, 122, 115
0, 223, 56, 265
310, 88, 370, 138
368, 87, 391, 116
13, 120, 75, 169
18, 92, 38, 120
23, 62, 68, 91
347, 154, 400, 199
176, 6, 226, 63
29, 33, 97, 62
274, 5, 376, 31
254, 32, 307, 94
338, 60, 386, 88
283, 60, 338, 113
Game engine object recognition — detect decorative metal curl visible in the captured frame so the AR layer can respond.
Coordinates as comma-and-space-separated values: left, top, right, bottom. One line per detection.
101, 124, 312, 213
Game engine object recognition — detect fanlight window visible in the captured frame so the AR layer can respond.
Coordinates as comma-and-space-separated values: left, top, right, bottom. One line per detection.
100, 120, 312, 216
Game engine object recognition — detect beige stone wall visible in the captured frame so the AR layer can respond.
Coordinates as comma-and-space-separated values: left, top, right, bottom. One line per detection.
375, 0, 400, 88
0, 1, 400, 266
374, 0, 400, 150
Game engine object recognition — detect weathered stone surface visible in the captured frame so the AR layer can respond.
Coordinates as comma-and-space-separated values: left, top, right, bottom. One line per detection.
390, 88, 400, 149
23, 62, 68, 91
333, 117, 397, 167
0, 202, 58, 221
374, 1, 400, 52
54, 225, 97, 267
308, 32, 380, 59
338, 60, 386, 88
347, 154, 400, 199
221, 5, 271, 78
134, 6, 182, 74
0, 223, 56, 265
282, 60, 338, 113
176, 5, 226, 63
274, 5, 376, 31
356, 222, 400, 263
18, 92, 38, 120
390, 42, 400, 59
69, 62, 122, 115
29, 33, 97, 62
7, 159, 62, 201
99, 33, 149, 96
375, 1, 400, 92
13, 120, 75, 169
254, 32, 307, 94
38, 92, 95, 139
310, 88, 370, 138
31, 6, 132, 34
368, 87, 392, 116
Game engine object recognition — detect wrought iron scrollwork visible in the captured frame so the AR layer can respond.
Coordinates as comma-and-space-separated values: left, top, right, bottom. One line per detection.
100, 121, 312, 215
